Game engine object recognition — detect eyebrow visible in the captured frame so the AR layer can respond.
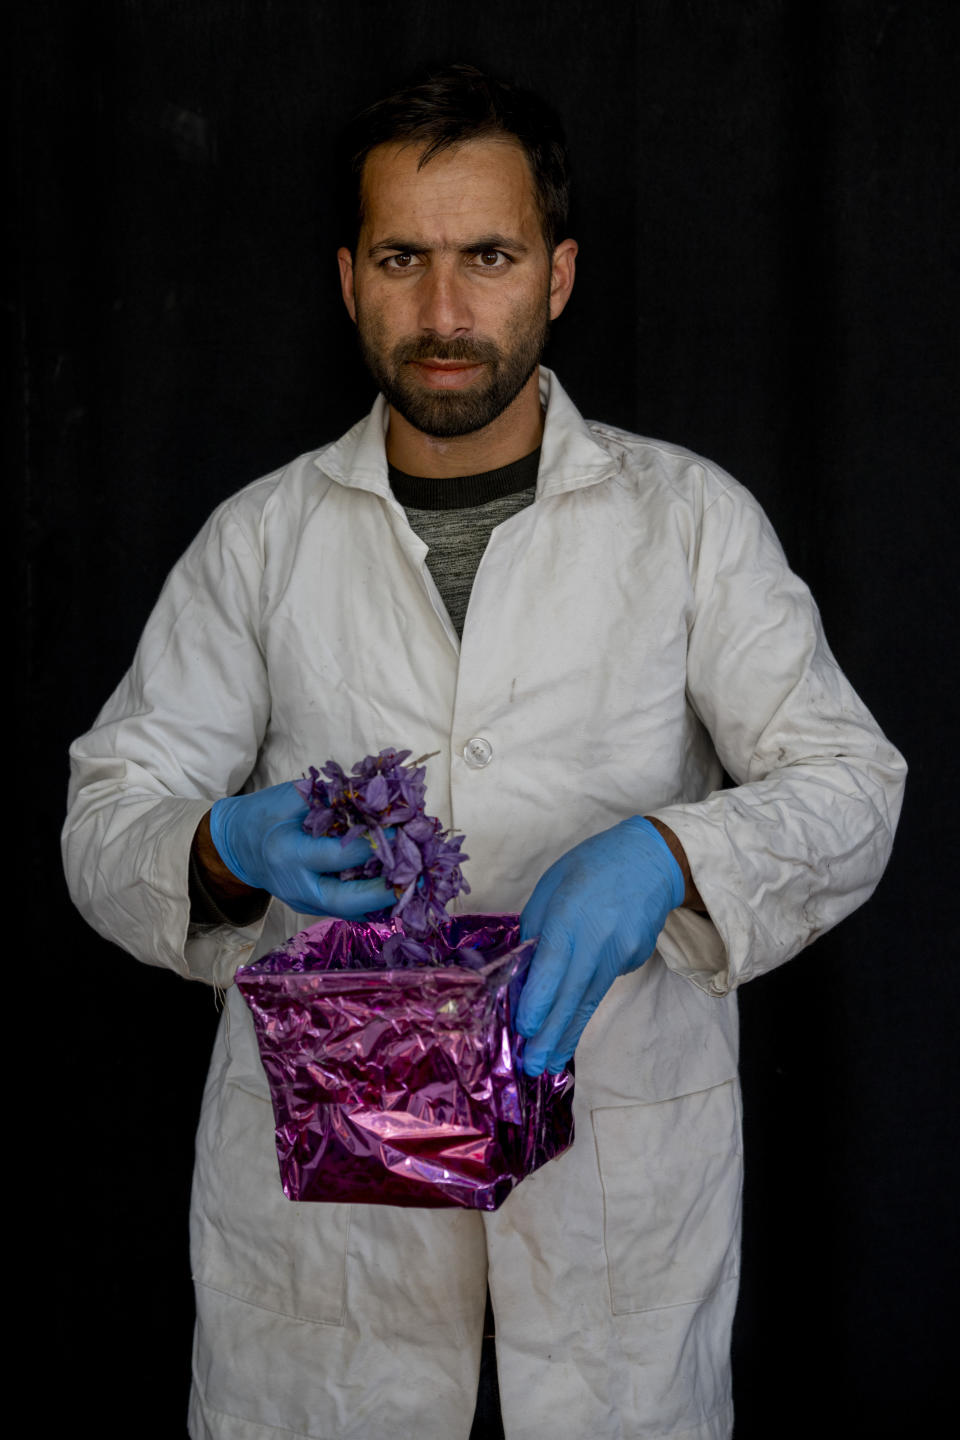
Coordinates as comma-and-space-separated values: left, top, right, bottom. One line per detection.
367, 234, 532, 260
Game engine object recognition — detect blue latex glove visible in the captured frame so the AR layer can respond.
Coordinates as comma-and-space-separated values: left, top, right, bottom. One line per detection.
209, 782, 396, 918
516, 817, 686, 1076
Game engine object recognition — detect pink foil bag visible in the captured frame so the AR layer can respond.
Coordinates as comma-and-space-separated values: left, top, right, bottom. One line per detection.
235, 914, 575, 1210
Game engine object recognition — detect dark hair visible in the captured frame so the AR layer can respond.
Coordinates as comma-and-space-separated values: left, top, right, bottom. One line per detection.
342, 64, 570, 254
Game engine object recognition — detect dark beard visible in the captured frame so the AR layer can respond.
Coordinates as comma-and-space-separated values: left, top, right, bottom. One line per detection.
355, 304, 550, 439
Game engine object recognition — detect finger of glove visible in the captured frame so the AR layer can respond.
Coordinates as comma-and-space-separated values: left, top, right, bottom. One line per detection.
261, 780, 313, 819
520, 949, 597, 1076
545, 962, 625, 1073
229, 781, 310, 831
274, 828, 383, 876
310, 873, 396, 919
519, 866, 565, 944
515, 918, 579, 1039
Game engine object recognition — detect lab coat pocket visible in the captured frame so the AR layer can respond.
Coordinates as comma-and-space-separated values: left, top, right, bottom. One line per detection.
191, 1072, 350, 1327
592, 1079, 742, 1315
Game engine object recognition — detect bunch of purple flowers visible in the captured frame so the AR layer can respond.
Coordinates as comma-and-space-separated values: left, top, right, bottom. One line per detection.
295, 749, 470, 954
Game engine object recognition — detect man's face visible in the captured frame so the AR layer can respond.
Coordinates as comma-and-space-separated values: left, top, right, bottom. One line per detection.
338, 138, 574, 440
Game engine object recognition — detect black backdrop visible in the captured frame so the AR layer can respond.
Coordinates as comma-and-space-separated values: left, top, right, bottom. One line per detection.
15, 2, 958, 1436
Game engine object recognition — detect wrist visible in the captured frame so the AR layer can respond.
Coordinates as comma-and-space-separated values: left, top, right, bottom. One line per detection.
642, 816, 706, 912
194, 809, 264, 902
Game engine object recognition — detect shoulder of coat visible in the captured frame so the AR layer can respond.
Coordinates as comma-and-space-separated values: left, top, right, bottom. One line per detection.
585, 420, 748, 511
207, 448, 338, 531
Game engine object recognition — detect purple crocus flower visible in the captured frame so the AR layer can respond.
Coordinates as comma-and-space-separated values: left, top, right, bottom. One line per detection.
294, 748, 470, 956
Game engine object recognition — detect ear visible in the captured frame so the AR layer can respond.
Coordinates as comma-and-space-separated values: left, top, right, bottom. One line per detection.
548, 238, 578, 321
337, 246, 357, 324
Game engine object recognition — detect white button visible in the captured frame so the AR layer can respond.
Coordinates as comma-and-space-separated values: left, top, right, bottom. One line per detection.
463, 736, 493, 768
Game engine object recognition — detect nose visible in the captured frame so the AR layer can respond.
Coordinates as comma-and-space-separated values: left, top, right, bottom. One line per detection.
416, 261, 474, 339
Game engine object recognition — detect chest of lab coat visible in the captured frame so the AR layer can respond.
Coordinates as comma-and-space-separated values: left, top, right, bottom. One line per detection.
64, 366, 904, 1099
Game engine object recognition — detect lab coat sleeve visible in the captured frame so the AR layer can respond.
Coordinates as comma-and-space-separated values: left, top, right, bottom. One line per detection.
649, 478, 907, 997
62, 498, 273, 988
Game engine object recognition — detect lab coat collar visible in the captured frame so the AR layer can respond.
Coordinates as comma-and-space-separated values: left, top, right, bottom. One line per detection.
315, 367, 618, 499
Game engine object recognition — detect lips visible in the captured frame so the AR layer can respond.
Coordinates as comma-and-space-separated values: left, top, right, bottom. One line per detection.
409, 360, 486, 389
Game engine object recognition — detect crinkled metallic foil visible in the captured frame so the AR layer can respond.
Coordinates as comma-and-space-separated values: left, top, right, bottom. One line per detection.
236, 915, 575, 1210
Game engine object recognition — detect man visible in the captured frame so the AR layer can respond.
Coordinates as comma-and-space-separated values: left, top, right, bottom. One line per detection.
63, 66, 906, 1440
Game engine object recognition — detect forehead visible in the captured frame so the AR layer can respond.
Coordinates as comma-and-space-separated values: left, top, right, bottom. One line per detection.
358, 137, 541, 244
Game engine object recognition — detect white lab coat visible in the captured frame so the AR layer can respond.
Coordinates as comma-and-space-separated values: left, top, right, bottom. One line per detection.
63, 369, 905, 1440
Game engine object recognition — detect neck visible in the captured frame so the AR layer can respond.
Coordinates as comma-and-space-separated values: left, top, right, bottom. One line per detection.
384, 369, 544, 478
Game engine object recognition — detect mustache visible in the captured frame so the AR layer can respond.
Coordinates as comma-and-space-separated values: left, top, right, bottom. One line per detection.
392, 336, 500, 365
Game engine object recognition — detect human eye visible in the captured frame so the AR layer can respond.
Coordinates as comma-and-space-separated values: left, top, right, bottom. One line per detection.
471, 248, 510, 270
380, 251, 419, 271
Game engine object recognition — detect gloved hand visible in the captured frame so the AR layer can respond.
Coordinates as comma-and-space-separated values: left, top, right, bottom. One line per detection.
516, 817, 686, 1076
209, 782, 396, 918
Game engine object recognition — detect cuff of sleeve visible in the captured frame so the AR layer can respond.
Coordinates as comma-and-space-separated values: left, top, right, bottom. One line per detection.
647, 804, 735, 997
651, 793, 817, 996
657, 906, 731, 996
166, 802, 270, 986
